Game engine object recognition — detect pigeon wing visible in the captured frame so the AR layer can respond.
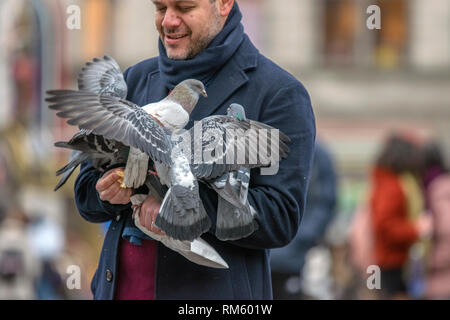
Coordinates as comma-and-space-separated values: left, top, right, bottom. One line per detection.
46, 90, 173, 166
248, 120, 291, 159
185, 115, 253, 179
78, 56, 128, 99
61, 129, 118, 154
186, 115, 291, 179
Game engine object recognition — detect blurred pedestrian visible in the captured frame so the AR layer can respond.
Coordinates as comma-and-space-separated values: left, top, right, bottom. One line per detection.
369, 133, 431, 299
270, 141, 337, 299
425, 174, 450, 299
420, 141, 450, 299
422, 141, 448, 207
0, 210, 41, 300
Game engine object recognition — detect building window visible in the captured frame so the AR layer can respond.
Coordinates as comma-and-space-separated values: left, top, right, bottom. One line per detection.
375, 0, 408, 68
322, 0, 409, 68
323, 0, 357, 67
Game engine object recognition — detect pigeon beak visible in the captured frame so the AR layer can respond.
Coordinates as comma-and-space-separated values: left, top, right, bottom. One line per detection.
201, 89, 208, 98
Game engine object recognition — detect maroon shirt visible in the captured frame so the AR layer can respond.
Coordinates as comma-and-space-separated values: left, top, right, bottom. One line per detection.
114, 238, 157, 300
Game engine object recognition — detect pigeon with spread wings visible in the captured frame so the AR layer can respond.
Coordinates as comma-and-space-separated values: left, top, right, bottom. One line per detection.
47, 80, 212, 241
208, 103, 288, 241
53, 56, 205, 191
47, 83, 290, 242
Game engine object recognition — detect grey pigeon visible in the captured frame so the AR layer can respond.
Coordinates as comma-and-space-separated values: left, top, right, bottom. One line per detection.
47, 83, 290, 242
153, 109, 290, 241
208, 104, 259, 241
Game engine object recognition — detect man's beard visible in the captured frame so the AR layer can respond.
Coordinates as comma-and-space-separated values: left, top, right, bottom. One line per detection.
164, 10, 223, 60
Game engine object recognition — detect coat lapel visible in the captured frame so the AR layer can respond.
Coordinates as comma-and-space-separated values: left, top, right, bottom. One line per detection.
145, 71, 169, 104
189, 60, 247, 123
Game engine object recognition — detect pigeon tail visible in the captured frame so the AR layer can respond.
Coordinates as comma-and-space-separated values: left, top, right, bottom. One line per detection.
156, 184, 211, 241
123, 147, 149, 189
215, 199, 259, 241
54, 151, 89, 191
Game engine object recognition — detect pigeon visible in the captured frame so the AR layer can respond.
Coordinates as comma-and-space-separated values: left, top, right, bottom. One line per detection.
47, 78, 210, 241
152, 107, 291, 241
47, 82, 290, 242
52, 56, 206, 191
208, 104, 261, 241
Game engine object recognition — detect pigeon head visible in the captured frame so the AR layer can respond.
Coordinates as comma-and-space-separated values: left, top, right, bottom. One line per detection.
227, 104, 246, 121
168, 79, 207, 115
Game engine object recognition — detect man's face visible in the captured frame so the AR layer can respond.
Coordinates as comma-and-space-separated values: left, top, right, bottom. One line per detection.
152, 0, 225, 60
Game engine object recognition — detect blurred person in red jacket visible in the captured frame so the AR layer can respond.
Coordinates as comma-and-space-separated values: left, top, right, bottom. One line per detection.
370, 133, 432, 299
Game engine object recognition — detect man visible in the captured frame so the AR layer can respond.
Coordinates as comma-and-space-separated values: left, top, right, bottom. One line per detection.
74, 0, 315, 299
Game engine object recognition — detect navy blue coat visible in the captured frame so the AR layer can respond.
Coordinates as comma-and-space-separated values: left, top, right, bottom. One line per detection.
74, 35, 316, 300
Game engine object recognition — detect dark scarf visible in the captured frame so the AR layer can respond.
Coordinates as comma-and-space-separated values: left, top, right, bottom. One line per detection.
158, 2, 244, 90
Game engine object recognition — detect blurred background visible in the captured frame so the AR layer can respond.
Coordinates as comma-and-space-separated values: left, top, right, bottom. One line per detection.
0, 0, 449, 299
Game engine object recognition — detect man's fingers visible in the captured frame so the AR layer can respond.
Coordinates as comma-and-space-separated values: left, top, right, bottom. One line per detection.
96, 168, 124, 192
109, 188, 133, 205
150, 202, 165, 235
152, 217, 165, 235
139, 195, 164, 235
140, 203, 149, 228
99, 182, 121, 202
96, 173, 119, 192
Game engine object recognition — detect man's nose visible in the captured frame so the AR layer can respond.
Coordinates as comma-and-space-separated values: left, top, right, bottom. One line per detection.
161, 8, 182, 29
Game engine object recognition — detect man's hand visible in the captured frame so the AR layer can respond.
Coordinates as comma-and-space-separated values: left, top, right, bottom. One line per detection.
138, 195, 165, 236
96, 167, 134, 205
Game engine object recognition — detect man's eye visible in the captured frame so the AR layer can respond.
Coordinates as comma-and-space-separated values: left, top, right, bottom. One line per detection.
156, 6, 166, 12
179, 6, 195, 12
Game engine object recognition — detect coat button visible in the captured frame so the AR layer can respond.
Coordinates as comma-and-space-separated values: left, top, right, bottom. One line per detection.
116, 214, 121, 221
106, 269, 113, 282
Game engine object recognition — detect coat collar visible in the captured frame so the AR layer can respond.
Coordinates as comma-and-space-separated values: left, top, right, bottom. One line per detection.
145, 35, 258, 129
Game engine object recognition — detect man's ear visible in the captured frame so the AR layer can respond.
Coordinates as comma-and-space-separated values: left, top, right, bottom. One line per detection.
216, 0, 234, 17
